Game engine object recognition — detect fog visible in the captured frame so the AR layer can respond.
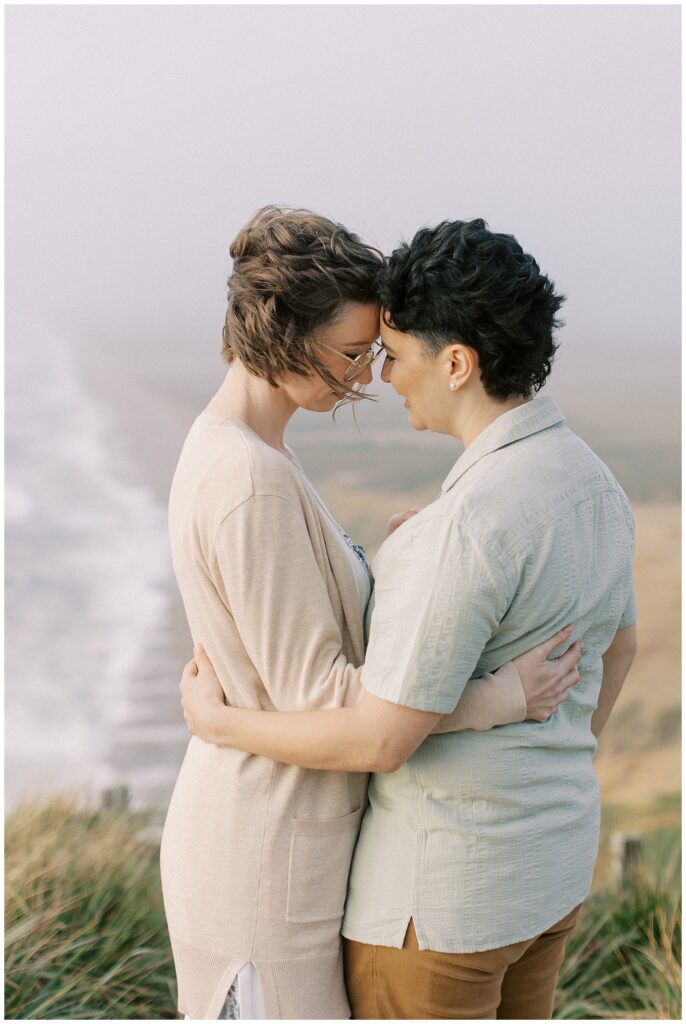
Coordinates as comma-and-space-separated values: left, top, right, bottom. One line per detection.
6, 5, 680, 445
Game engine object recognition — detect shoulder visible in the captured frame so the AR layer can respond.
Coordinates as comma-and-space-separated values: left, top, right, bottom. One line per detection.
451, 423, 631, 554
175, 415, 308, 518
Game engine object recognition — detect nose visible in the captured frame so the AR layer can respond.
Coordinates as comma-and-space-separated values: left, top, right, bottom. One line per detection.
357, 362, 374, 386
380, 356, 392, 384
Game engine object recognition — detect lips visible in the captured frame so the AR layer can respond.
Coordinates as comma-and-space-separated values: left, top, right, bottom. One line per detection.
403, 399, 409, 408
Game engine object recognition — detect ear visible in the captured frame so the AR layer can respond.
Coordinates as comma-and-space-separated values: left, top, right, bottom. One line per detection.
448, 343, 478, 390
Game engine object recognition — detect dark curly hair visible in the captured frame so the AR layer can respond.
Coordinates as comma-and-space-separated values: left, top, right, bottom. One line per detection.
223, 206, 383, 400
377, 219, 566, 400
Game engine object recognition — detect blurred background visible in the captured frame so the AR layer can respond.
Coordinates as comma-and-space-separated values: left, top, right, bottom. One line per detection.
5, 5, 681, 1019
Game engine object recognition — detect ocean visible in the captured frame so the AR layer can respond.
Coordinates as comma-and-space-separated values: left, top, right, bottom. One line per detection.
5, 315, 189, 812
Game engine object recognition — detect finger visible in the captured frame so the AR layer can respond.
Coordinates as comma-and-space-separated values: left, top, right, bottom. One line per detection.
537, 625, 573, 658
554, 641, 581, 674
559, 669, 581, 692
182, 659, 199, 679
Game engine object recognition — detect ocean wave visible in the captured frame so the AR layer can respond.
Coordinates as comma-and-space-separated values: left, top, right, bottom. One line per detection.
5, 314, 182, 810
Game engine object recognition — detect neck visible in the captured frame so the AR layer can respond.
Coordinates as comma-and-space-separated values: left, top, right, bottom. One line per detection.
454, 391, 530, 449
205, 362, 297, 451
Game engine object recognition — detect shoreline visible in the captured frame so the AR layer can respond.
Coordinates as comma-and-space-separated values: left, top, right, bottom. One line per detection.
87, 370, 196, 811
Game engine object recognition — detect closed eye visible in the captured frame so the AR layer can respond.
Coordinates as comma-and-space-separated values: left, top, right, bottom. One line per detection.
347, 342, 381, 359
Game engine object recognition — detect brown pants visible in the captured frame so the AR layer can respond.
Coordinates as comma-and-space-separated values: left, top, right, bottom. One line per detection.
343, 904, 582, 1020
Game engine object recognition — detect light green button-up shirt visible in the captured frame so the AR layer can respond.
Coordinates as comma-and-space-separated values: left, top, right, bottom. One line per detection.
342, 396, 636, 953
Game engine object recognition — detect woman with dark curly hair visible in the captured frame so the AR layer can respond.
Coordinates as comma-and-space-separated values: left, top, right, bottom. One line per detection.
178, 217, 635, 1021
160, 209, 575, 1021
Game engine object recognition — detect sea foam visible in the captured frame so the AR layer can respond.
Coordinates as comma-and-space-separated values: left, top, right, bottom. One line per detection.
5, 313, 187, 811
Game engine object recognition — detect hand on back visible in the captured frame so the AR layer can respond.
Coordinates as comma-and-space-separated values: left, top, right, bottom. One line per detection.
513, 625, 582, 721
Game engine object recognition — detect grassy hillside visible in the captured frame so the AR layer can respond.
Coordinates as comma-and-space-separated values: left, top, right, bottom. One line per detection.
5, 795, 680, 1020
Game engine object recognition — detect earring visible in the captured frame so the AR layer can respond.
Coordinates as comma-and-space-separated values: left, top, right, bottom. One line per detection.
449, 382, 457, 390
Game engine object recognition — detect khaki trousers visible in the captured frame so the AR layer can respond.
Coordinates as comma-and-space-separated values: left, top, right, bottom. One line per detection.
343, 904, 582, 1020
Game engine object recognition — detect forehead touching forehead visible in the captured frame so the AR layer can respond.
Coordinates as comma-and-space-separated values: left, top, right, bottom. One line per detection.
379, 316, 418, 352
323, 301, 380, 348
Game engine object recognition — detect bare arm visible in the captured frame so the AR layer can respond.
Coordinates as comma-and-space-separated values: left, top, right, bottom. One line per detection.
194, 674, 441, 774
181, 632, 582, 771
592, 623, 637, 737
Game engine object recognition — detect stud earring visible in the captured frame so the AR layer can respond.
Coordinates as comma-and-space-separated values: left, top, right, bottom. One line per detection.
449, 382, 457, 390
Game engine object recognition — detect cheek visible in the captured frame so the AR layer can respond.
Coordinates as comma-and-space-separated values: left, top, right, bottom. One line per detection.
284, 376, 329, 409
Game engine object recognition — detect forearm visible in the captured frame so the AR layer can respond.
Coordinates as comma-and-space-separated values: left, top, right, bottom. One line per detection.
431, 662, 526, 734
592, 665, 631, 737
592, 625, 637, 737
204, 703, 390, 773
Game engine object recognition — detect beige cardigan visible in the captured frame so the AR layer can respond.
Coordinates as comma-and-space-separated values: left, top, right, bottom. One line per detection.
160, 414, 526, 1020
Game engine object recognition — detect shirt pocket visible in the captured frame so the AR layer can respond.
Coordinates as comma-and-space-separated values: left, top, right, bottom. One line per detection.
286, 805, 364, 923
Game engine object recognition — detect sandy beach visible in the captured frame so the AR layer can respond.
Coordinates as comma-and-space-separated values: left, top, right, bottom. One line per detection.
593, 502, 681, 806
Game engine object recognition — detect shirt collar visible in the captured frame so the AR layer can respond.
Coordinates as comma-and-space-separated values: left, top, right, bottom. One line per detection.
441, 395, 566, 494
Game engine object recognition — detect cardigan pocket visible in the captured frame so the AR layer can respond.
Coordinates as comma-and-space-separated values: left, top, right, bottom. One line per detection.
286, 806, 364, 923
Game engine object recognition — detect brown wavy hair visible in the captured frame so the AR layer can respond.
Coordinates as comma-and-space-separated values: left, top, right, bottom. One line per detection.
222, 206, 383, 399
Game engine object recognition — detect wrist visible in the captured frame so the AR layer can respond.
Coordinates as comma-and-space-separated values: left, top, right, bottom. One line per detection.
500, 661, 527, 721
203, 703, 232, 746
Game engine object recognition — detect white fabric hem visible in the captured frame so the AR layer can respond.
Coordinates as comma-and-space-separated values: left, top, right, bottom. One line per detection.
184, 961, 266, 1020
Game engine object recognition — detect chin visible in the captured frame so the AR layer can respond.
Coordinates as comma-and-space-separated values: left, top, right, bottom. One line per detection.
407, 409, 427, 431
303, 394, 339, 413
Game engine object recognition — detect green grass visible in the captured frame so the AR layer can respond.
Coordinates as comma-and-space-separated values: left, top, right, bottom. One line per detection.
4, 794, 176, 1020
556, 813, 681, 1019
556, 897, 680, 1019
5, 794, 682, 1019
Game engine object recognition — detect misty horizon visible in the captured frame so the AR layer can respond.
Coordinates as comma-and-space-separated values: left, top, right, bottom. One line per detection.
5, 4, 680, 455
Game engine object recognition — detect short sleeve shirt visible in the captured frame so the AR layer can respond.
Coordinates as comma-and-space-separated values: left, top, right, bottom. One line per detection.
342, 396, 636, 953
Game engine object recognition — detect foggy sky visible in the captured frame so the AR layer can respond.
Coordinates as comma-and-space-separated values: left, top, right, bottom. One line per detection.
6, 4, 681, 442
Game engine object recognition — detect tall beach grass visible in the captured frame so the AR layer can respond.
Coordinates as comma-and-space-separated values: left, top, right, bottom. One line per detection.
5, 794, 176, 1020
5, 793, 681, 1020
555, 814, 681, 1019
